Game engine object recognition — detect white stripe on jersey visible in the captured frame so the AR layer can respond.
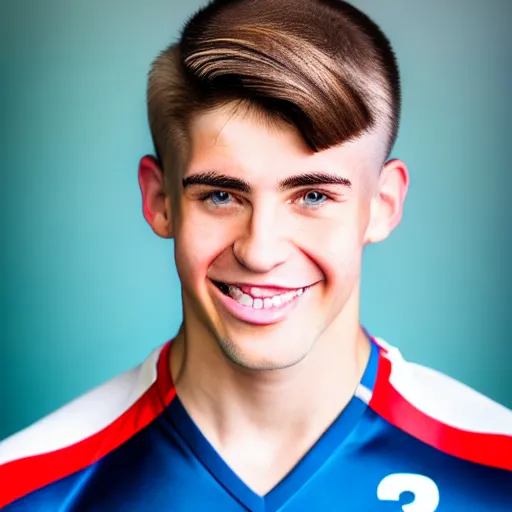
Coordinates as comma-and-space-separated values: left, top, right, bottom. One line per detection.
374, 337, 512, 436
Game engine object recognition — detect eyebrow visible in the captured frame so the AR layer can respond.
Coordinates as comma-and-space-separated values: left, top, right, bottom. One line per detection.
182, 172, 251, 193
278, 172, 352, 190
182, 171, 352, 192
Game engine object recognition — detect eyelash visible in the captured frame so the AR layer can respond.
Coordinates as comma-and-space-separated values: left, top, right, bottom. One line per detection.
198, 189, 335, 208
198, 191, 238, 207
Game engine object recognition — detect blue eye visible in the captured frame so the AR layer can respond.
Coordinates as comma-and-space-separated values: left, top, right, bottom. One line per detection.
209, 191, 233, 205
303, 191, 327, 206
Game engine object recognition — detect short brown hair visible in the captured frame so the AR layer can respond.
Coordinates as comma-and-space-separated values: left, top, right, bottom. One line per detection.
147, 0, 401, 175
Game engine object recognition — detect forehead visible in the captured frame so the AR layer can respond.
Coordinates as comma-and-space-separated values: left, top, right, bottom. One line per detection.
186, 103, 386, 184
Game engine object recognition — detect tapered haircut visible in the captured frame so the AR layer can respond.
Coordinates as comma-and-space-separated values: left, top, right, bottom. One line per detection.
147, 0, 401, 175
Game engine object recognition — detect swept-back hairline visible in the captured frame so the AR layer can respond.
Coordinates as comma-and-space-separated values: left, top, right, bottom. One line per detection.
147, 0, 401, 179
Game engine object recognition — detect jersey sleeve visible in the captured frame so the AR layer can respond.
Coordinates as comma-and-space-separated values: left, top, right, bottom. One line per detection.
368, 337, 512, 471
0, 342, 174, 509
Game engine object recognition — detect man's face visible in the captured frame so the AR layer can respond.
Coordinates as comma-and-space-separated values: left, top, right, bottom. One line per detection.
160, 104, 402, 370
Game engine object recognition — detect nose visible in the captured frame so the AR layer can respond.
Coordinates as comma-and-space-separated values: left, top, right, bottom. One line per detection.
233, 204, 290, 273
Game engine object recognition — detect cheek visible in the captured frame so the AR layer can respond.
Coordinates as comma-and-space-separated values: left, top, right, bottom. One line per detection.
296, 206, 368, 284
324, 228, 364, 283
173, 206, 237, 283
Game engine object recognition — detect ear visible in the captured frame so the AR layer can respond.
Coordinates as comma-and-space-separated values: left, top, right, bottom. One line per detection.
138, 155, 173, 239
364, 158, 409, 245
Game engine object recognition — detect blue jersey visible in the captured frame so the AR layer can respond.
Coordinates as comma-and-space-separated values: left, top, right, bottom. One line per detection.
1, 337, 511, 511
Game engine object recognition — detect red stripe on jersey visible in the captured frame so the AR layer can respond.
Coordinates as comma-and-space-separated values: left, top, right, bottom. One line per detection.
370, 349, 512, 472
0, 342, 175, 509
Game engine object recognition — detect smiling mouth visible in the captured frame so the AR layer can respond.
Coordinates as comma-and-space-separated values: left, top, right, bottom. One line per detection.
212, 280, 307, 310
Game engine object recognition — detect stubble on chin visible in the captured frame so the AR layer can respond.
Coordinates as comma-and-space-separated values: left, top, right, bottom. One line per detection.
215, 332, 312, 372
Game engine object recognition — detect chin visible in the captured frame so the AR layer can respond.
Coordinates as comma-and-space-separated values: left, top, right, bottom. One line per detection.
214, 327, 314, 371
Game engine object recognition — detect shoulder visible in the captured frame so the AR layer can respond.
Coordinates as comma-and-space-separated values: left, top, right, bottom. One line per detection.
0, 342, 174, 509
368, 337, 512, 471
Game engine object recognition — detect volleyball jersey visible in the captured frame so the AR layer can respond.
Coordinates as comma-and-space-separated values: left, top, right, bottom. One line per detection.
0, 337, 511, 511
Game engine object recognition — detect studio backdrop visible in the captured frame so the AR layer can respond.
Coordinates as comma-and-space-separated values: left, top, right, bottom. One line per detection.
1, 0, 511, 440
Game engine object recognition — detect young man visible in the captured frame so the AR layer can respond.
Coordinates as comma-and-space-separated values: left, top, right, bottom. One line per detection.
1, 0, 511, 510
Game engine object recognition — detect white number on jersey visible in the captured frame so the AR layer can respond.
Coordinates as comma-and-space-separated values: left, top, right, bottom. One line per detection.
377, 473, 440, 512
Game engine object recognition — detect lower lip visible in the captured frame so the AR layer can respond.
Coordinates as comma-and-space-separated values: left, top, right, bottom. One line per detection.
210, 281, 305, 326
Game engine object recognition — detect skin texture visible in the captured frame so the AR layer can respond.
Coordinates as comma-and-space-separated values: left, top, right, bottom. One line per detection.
138, 103, 409, 493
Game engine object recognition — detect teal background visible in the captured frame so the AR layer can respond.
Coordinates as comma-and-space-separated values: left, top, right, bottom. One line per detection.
1, 0, 510, 440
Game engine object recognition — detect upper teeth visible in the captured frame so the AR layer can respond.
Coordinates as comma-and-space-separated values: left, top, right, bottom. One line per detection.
228, 285, 305, 309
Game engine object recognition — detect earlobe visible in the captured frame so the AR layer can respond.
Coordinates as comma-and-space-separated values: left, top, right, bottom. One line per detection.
138, 155, 174, 239
364, 159, 409, 245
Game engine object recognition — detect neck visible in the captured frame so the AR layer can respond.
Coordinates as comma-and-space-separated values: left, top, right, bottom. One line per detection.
170, 301, 371, 448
